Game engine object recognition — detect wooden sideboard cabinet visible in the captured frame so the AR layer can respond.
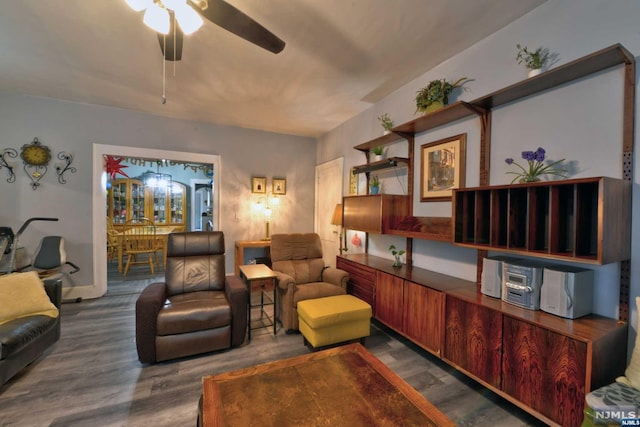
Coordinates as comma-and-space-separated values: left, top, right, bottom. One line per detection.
336, 256, 375, 308
502, 316, 587, 425
339, 254, 627, 427
343, 195, 409, 234
375, 271, 404, 331
403, 281, 444, 356
376, 272, 445, 356
340, 254, 469, 357
443, 295, 502, 389
444, 286, 627, 427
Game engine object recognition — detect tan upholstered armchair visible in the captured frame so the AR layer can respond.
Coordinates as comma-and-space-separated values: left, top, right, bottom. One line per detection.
270, 233, 349, 332
135, 232, 248, 363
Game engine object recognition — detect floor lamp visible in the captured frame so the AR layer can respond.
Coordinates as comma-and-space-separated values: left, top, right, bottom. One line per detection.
331, 203, 347, 255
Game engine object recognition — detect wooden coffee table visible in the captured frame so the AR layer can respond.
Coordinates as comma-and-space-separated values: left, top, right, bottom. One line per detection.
200, 343, 455, 426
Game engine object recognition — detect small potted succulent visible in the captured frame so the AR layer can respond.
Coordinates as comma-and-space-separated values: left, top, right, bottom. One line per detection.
377, 113, 394, 135
369, 175, 380, 194
388, 245, 405, 268
371, 145, 385, 162
415, 77, 470, 114
516, 44, 550, 77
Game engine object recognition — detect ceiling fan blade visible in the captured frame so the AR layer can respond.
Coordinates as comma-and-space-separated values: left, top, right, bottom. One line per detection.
189, 0, 285, 54
156, 13, 184, 61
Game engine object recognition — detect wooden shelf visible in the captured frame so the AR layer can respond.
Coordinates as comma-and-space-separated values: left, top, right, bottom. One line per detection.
392, 101, 485, 136
473, 43, 634, 110
388, 44, 633, 138
353, 132, 408, 152
352, 157, 409, 174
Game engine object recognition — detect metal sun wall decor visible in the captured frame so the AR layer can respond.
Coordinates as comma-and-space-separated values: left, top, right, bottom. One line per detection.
0, 137, 76, 190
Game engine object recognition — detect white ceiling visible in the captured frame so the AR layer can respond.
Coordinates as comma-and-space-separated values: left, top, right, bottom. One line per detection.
0, 0, 546, 137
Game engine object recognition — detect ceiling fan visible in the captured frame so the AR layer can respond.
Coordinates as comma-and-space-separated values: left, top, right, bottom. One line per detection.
124, 0, 286, 61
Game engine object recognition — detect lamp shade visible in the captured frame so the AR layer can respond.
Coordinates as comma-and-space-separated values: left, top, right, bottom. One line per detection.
330, 204, 343, 226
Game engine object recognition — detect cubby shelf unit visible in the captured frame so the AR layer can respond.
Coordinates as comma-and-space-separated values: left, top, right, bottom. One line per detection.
453, 177, 631, 265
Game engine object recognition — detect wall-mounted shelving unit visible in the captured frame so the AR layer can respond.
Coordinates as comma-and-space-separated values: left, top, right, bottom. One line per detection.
344, 42, 634, 314
339, 43, 635, 427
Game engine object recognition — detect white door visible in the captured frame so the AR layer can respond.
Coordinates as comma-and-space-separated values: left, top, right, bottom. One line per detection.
315, 158, 344, 267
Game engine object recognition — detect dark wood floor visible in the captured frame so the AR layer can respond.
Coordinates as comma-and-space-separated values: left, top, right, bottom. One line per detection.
0, 262, 547, 426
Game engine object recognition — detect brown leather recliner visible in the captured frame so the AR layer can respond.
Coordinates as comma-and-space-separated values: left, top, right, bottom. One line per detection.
135, 232, 248, 363
271, 233, 349, 332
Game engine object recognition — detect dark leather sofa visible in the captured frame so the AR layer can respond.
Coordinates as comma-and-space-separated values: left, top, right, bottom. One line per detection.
0, 279, 61, 387
136, 232, 247, 363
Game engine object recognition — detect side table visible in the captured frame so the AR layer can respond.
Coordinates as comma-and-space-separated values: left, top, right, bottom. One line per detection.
234, 240, 271, 276
239, 264, 277, 340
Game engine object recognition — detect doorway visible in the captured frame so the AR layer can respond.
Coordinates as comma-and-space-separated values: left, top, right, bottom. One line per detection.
192, 179, 214, 231
82, 144, 221, 301
315, 158, 344, 268
105, 156, 213, 290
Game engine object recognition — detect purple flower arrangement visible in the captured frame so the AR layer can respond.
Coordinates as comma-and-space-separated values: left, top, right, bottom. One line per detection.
505, 147, 568, 184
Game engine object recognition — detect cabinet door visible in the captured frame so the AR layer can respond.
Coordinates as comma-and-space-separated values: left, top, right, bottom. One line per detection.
130, 180, 146, 222
375, 271, 403, 330
443, 295, 502, 388
170, 183, 185, 226
502, 316, 587, 427
110, 180, 128, 224
403, 281, 443, 355
336, 257, 375, 308
149, 186, 168, 225
343, 195, 409, 234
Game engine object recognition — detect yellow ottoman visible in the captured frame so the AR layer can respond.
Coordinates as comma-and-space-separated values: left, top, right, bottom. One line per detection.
297, 294, 372, 348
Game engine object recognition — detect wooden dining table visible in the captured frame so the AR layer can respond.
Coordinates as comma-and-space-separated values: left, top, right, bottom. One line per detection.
113, 227, 175, 273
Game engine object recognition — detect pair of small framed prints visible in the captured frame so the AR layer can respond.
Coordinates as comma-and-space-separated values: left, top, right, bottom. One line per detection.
251, 177, 286, 195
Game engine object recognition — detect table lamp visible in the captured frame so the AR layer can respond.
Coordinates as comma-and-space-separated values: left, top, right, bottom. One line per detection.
331, 203, 347, 255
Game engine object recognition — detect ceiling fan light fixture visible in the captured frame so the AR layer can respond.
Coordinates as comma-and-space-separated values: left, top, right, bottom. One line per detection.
162, 0, 186, 10
174, 4, 203, 35
143, 3, 170, 34
124, 0, 152, 12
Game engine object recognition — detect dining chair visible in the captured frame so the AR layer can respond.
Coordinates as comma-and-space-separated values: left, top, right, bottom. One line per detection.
106, 217, 120, 264
123, 218, 158, 276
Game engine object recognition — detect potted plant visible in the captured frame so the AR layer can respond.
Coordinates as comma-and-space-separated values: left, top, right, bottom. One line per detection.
369, 175, 380, 194
516, 44, 550, 77
504, 147, 568, 183
371, 145, 385, 162
377, 113, 394, 135
415, 77, 470, 114
388, 244, 405, 268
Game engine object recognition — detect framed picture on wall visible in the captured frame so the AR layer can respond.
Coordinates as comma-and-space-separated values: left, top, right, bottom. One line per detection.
272, 178, 286, 195
420, 133, 466, 202
349, 168, 358, 195
251, 177, 267, 193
